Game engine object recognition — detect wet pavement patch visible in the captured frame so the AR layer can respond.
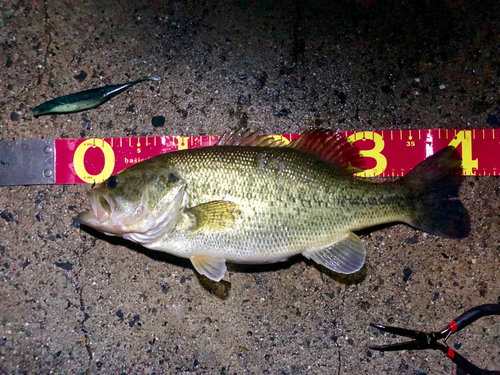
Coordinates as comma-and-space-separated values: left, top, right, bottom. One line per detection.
487, 113, 499, 127
1, 212, 14, 222
325, 291, 335, 299
403, 268, 413, 282
404, 234, 419, 244
115, 310, 124, 321
128, 315, 140, 327
274, 108, 289, 117
151, 116, 165, 128
71, 217, 80, 228
55, 262, 73, 271
74, 70, 87, 82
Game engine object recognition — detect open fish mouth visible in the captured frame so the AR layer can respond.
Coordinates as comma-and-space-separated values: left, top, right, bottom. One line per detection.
90, 192, 115, 223
77, 183, 187, 241
77, 192, 115, 229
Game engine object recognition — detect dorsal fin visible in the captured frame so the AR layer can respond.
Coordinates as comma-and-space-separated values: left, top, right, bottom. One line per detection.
290, 129, 365, 171
216, 129, 287, 147
216, 128, 364, 172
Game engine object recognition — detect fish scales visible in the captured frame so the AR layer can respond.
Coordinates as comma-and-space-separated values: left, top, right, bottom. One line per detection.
135, 146, 410, 260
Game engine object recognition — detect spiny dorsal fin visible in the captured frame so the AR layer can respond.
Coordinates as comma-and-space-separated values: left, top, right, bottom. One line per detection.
216, 128, 287, 147
217, 128, 364, 173
290, 129, 364, 172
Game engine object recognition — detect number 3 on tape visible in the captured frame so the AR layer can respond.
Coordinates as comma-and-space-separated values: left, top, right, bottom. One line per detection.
347, 131, 387, 177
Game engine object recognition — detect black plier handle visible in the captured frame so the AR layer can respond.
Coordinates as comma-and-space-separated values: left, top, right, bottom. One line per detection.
370, 304, 500, 375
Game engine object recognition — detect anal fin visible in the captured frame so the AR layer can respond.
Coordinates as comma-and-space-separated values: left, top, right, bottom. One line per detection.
191, 254, 228, 282
302, 232, 366, 274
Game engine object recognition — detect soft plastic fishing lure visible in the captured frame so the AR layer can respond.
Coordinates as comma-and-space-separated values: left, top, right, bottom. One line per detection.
32, 76, 160, 116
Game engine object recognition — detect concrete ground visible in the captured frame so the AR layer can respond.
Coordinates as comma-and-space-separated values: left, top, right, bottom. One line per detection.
1, 0, 499, 374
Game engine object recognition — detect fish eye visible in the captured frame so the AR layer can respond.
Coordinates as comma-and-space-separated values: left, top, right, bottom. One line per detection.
167, 172, 179, 184
108, 175, 118, 188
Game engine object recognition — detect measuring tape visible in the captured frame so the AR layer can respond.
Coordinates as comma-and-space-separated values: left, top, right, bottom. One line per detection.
0, 129, 498, 186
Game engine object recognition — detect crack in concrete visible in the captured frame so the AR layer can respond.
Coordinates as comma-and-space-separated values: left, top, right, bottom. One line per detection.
338, 285, 347, 375
73, 248, 93, 370
42, 0, 53, 72
335, 338, 342, 375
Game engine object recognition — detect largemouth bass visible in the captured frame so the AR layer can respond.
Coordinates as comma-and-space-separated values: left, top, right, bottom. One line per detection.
32, 76, 161, 116
78, 130, 470, 282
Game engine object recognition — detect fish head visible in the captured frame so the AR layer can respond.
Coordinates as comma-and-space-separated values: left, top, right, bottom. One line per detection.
77, 164, 188, 244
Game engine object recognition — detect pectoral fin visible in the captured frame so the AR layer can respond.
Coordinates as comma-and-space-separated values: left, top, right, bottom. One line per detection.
187, 201, 240, 232
191, 254, 228, 282
302, 232, 366, 274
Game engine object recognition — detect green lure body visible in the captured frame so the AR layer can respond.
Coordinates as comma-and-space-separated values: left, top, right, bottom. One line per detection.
32, 76, 160, 116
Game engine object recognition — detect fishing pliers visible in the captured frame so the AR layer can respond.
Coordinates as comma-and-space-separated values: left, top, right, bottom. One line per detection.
370, 304, 500, 375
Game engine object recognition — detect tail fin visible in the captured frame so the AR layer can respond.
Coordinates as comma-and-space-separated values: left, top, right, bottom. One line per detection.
401, 146, 470, 238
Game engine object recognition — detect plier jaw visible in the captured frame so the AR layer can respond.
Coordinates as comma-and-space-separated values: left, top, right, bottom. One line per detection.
369, 304, 500, 375
369, 323, 449, 352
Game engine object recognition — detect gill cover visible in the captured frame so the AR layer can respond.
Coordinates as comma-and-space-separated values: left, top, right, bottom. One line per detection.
123, 183, 188, 245
78, 167, 189, 247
